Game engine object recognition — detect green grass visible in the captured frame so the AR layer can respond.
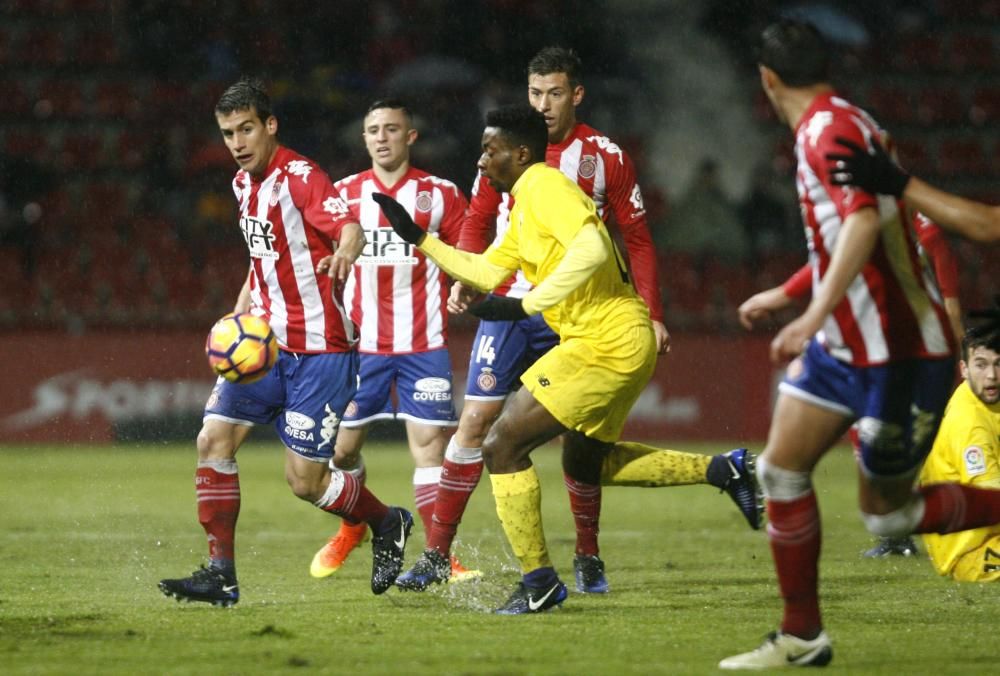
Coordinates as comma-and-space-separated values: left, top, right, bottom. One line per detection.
1, 441, 997, 675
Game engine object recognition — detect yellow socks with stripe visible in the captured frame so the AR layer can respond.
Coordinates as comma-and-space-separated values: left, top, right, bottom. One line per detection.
601, 441, 711, 487
490, 467, 552, 574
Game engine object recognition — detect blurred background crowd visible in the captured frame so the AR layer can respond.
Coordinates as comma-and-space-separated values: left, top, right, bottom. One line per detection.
1, 0, 998, 335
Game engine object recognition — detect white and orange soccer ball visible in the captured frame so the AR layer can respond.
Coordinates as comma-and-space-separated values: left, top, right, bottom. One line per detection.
205, 312, 278, 384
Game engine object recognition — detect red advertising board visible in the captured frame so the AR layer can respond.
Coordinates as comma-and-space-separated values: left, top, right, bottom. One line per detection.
0, 330, 779, 444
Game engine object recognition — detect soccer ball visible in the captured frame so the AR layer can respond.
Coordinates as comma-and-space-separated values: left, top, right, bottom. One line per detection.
205, 312, 278, 384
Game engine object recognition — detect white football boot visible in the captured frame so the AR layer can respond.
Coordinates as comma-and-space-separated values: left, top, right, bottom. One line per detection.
719, 630, 832, 670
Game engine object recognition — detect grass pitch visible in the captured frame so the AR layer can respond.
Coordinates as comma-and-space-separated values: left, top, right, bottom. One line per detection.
1, 441, 997, 675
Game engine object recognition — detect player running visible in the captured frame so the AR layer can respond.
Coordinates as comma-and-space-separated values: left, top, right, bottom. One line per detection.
308, 99, 478, 584
396, 47, 761, 596
158, 78, 411, 607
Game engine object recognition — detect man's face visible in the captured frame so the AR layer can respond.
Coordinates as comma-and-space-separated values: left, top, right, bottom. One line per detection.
477, 127, 519, 194
528, 72, 582, 144
216, 107, 278, 178
363, 107, 416, 173
962, 345, 1000, 405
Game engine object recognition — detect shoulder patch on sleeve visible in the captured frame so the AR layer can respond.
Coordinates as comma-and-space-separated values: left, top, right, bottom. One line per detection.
964, 446, 987, 476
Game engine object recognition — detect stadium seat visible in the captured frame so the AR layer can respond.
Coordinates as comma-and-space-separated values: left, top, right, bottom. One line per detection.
20, 28, 67, 66
77, 29, 120, 65
936, 136, 988, 177
970, 86, 1000, 125
915, 86, 965, 126
36, 78, 87, 118
59, 132, 105, 171
0, 80, 33, 118
94, 81, 140, 118
946, 32, 995, 73
865, 84, 916, 125
891, 34, 943, 72
3, 128, 49, 160
892, 137, 934, 176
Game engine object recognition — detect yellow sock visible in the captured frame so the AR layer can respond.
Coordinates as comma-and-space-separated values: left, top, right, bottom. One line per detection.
601, 441, 711, 487
490, 467, 551, 574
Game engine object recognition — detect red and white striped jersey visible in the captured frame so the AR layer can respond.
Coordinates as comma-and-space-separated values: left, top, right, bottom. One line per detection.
795, 92, 953, 365
459, 122, 663, 321
334, 167, 466, 354
232, 145, 356, 353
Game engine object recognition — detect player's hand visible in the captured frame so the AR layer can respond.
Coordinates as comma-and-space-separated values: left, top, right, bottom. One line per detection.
738, 287, 792, 330
826, 136, 910, 198
769, 313, 820, 364
468, 295, 528, 321
447, 281, 479, 315
315, 252, 353, 282
372, 193, 426, 246
652, 320, 671, 354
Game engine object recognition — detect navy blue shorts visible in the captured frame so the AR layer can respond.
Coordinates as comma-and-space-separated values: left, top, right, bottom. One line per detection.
464, 309, 559, 400
204, 350, 358, 462
342, 349, 457, 427
779, 339, 954, 477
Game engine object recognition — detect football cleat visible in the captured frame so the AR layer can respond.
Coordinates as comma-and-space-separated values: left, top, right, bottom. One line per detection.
158, 565, 239, 607
310, 520, 369, 578
719, 630, 832, 670
718, 448, 763, 530
370, 506, 413, 595
573, 554, 609, 593
863, 536, 919, 558
396, 549, 451, 591
449, 555, 483, 584
494, 579, 568, 615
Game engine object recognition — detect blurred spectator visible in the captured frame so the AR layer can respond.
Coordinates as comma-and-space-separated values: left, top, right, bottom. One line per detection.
739, 162, 801, 256
660, 158, 748, 264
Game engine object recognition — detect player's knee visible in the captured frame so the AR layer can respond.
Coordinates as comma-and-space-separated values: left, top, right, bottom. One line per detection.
444, 436, 483, 463
861, 499, 924, 537
458, 404, 499, 447
285, 470, 324, 502
196, 425, 237, 460
756, 456, 812, 501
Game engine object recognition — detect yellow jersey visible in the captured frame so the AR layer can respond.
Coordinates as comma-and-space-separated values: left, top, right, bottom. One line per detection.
920, 380, 1000, 580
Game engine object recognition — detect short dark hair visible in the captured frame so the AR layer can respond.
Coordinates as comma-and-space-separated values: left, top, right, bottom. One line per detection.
757, 19, 830, 87
215, 77, 273, 121
527, 46, 582, 89
366, 98, 412, 123
485, 104, 548, 159
962, 324, 1000, 362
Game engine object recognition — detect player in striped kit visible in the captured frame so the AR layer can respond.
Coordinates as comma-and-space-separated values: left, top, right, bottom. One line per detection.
159, 79, 412, 607
396, 47, 760, 594
739, 211, 965, 559
308, 99, 478, 583
721, 21, 1000, 668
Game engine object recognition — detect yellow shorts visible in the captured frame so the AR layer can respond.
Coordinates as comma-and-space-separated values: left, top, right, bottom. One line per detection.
521, 320, 656, 442
948, 537, 1000, 582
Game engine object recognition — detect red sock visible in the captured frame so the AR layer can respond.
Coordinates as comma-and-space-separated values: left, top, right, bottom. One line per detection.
767, 491, 822, 639
917, 483, 1000, 533
427, 457, 483, 554
564, 474, 601, 556
196, 463, 240, 564
317, 471, 389, 528
414, 481, 438, 542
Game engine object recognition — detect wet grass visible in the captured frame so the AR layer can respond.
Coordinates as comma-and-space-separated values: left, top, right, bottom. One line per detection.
0, 441, 994, 674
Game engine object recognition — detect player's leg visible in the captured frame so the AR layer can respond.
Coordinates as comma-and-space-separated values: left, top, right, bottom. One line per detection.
280, 351, 412, 595
399, 319, 534, 589
719, 392, 846, 669
159, 363, 286, 607
310, 353, 392, 578
599, 441, 762, 529
487, 385, 570, 614
859, 358, 1000, 541
562, 434, 612, 593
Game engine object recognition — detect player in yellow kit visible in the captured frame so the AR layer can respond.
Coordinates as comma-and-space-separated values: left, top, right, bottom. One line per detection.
920, 322, 1000, 581
373, 104, 758, 613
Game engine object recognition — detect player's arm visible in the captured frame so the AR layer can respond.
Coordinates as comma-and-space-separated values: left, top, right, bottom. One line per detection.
521, 223, 607, 315
738, 264, 810, 330
916, 216, 964, 342
234, 268, 252, 313
325, 221, 365, 282
373, 193, 515, 292
605, 150, 665, 321
827, 137, 1000, 243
